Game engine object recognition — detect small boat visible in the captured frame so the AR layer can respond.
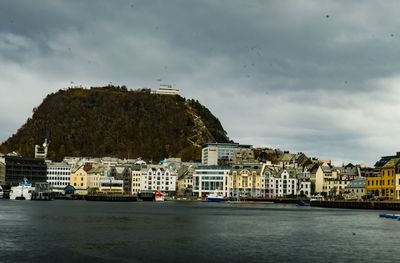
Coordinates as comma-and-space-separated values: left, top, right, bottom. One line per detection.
310, 194, 324, 202
0, 185, 3, 199
379, 213, 400, 220
9, 179, 35, 200
207, 190, 225, 202
155, 191, 165, 202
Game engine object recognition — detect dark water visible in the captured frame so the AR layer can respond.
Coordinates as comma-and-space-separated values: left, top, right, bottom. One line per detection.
0, 200, 399, 263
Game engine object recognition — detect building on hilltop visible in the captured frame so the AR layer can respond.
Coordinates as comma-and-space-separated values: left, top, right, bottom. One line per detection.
151, 84, 180, 95
35, 139, 49, 159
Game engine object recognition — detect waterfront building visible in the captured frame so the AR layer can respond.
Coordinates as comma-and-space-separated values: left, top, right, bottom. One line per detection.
70, 165, 89, 195
140, 166, 177, 195
310, 164, 324, 194
290, 168, 312, 198
263, 168, 298, 198
115, 165, 134, 194
46, 161, 72, 193
201, 143, 253, 165
366, 158, 398, 200
346, 178, 366, 199
0, 156, 5, 186
98, 177, 124, 194
313, 163, 360, 197
193, 166, 230, 198
4, 156, 47, 186
131, 168, 141, 195
228, 163, 264, 198
264, 168, 298, 198
176, 164, 197, 197
87, 165, 106, 193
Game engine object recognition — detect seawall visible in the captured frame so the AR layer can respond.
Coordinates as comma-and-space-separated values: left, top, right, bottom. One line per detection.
311, 200, 400, 210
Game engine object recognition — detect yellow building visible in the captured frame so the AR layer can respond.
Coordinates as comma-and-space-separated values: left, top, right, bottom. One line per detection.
70, 166, 89, 195
366, 158, 398, 200
131, 169, 141, 195
228, 164, 263, 198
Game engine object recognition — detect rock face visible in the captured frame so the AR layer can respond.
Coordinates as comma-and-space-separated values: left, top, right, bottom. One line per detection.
0, 86, 229, 161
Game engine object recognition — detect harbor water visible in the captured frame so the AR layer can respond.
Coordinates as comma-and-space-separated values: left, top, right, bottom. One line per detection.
0, 200, 399, 263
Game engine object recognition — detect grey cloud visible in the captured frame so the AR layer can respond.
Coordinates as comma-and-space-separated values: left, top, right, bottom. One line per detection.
1, 0, 400, 165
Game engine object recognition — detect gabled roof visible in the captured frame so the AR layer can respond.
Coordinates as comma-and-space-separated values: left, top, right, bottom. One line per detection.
279, 153, 295, 162
382, 158, 400, 169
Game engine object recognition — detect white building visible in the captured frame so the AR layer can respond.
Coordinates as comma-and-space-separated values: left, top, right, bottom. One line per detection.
201, 143, 253, 165
140, 166, 177, 194
265, 169, 298, 198
46, 162, 72, 192
35, 139, 49, 159
193, 166, 230, 198
151, 84, 180, 95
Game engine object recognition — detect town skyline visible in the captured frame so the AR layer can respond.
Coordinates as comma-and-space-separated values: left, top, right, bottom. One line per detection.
2, 1, 400, 166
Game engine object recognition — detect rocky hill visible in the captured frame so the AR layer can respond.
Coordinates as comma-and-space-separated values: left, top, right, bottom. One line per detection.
0, 86, 229, 161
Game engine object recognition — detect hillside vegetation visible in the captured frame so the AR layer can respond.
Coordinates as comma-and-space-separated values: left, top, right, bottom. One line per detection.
0, 86, 229, 161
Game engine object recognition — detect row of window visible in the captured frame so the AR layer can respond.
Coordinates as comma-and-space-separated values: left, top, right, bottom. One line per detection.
47, 177, 69, 181
47, 172, 70, 175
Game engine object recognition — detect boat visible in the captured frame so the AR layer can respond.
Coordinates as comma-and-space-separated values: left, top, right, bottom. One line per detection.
0, 185, 3, 199
379, 213, 400, 220
9, 179, 35, 200
207, 190, 225, 202
310, 194, 324, 202
155, 191, 165, 202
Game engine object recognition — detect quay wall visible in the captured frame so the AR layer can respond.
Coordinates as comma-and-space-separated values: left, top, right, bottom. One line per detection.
311, 200, 400, 210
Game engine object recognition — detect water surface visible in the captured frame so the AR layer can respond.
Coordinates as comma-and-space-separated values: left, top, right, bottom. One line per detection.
0, 200, 398, 263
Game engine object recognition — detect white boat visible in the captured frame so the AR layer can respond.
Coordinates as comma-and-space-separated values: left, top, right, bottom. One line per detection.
9, 180, 34, 200
310, 194, 324, 202
0, 185, 3, 199
155, 191, 165, 202
207, 190, 225, 202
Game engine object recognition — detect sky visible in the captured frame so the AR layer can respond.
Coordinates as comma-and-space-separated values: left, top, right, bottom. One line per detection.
1, 0, 400, 166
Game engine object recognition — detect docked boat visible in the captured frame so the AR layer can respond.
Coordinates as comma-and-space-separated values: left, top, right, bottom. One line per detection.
0, 185, 3, 199
155, 191, 165, 202
207, 190, 225, 202
310, 194, 324, 202
9, 180, 35, 200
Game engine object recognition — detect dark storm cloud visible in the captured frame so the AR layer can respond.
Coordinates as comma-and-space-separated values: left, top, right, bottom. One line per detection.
1, 0, 400, 165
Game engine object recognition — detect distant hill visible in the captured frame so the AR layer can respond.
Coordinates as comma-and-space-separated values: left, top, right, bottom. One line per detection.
0, 86, 230, 161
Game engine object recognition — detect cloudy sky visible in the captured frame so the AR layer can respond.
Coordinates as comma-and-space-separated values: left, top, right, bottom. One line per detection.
1, 0, 400, 165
